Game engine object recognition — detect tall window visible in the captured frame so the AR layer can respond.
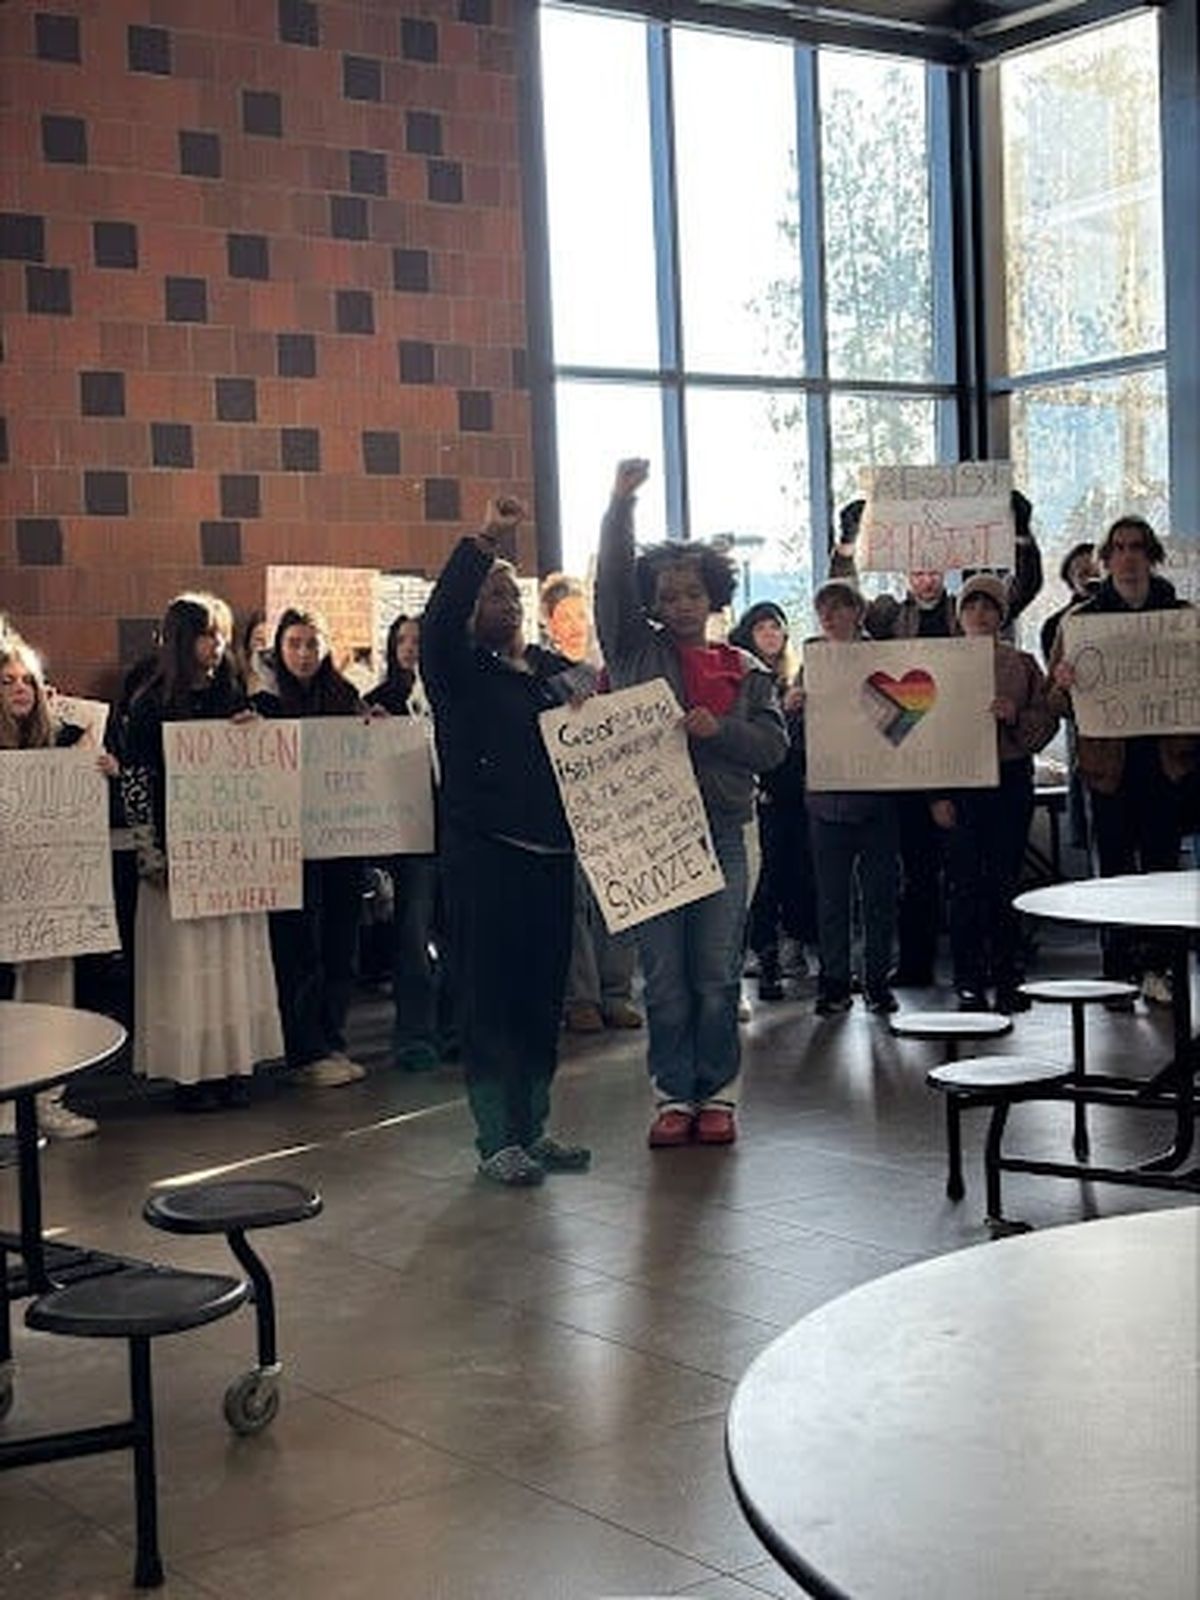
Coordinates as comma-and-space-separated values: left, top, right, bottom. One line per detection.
996, 13, 1168, 652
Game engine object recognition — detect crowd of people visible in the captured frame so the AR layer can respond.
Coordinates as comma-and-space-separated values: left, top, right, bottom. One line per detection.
1, 468, 1195, 1181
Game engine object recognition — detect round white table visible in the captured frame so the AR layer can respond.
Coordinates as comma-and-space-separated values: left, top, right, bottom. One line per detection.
727, 1207, 1199, 1600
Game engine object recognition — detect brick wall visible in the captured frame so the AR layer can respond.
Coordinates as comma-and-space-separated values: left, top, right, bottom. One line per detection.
0, 0, 532, 694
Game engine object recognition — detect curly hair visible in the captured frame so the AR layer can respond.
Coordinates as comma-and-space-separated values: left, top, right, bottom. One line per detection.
635, 542, 738, 617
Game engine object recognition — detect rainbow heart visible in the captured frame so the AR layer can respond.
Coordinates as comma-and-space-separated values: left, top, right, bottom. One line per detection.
861, 669, 937, 747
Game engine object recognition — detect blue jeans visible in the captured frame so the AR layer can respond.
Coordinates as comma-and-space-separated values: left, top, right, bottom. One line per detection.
635, 825, 747, 1107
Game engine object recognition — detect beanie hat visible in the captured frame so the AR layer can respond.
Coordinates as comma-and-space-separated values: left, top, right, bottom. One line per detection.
959, 573, 1008, 620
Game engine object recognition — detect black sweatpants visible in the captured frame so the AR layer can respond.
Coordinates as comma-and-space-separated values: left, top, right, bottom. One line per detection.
268, 858, 364, 1068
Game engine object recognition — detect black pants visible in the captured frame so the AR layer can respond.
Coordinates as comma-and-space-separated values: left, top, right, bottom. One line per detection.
896, 792, 946, 982
268, 858, 364, 1068
442, 828, 573, 1157
1089, 742, 1184, 979
747, 797, 816, 959
945, 761, 1034, 996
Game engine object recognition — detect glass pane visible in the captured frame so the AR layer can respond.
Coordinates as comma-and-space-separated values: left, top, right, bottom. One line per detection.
829, 392, 938, 514
673, 28, 802, 376
554, 380, 667, 579
685, 387, 811, 623
1000, 14, 1164, 375
1009, 367, 1169, 652
540, 8, 659, 368
820, 51, 934, 382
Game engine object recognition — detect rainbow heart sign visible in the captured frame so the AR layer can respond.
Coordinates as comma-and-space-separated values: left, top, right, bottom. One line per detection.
861, 669, 938, 747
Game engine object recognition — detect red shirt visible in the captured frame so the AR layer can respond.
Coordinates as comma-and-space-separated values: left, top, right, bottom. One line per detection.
677, 643, 746, 718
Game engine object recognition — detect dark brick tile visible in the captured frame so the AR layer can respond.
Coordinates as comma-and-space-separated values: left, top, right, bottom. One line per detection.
227, 233, 270, 280
405, 111, 442, 156
335, 289, 373, 334
0, 213, 45, 262
151, 422, 194, 467
348, 149, 387, 196
35, 13, 81, 63
424, 477, 460, 522
242, 89, 283, 138
277, 332, 316, 377
215, 376, 257, 421
179, 129, 221, 178
119, 618, 159, 665
393, 249, 430, 293
362, 430, 401, 475
459, 0, 492, 23
281, 427, 320, 471
93, 220, 138, 269
84, 470, 129, 516
26, 265, 71, 315
342, 55, 381, 101
16, 518, 63, 566
512, 347, 528, 389
80, 370, 126, 417
200, 520, 242, 565
427, 160, 462, 205
128, 23, 171, 74
41, 114, 87, 164
330, 195, 368, 240
398, 341, 434, 383
278, 0, 319, 47
458, 389, 493, 432
220, 474, 260, 518
165, 276, 207, 322
401, 18, 438, 61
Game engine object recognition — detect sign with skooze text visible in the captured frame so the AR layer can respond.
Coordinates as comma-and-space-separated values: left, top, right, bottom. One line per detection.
164, 720, 303, 919
300, 717, 434, 858
859, 461, 1014, 573
1061, 608, 1200, 738
540, 679, 725, 933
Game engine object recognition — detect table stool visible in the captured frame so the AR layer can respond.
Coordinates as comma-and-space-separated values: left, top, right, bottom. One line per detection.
143, 1177, 321, 1435
889, 1011, 1013, 1199
927, 1057, 1071, 1235
2, 1264, 248, 1589
1018, 979, 1140, 1160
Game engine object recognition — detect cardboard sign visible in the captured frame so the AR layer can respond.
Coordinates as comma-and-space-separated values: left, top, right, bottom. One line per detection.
375, 572, 435, 671
859, 461, 1014, 573
540, 679, 725, 933
1162, 542, 1200, 604
266, 566, 379, 659
301, 717, 434, 858
51, 694, 109, 747
805, 636, 999, 790
164, 720, 304, 920
1061, 608, 1200, 738
0, 750, 119, 962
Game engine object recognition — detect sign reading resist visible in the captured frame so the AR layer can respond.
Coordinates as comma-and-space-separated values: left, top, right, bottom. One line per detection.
539, 679, 724, 933
859, 461, 1013, 573
1061, 608, 1200, 738
301, 717, 434, 858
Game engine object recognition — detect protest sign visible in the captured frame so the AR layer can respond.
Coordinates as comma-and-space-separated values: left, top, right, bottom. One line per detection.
859, 461, 1013, 574
375, 572, 435, 669
0, 750, 119, 961
164, 719, 303, 919
52, 695, 109, 747
301, 717, 434, 858
266, 566, 379, 661
1061, 608, 1200, 738
804, 636, 998, 790
1162, 541, 1200, 604
540, 679, 724, 933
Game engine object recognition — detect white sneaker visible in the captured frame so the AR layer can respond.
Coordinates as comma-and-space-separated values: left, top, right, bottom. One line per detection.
298, 1055, 366, 1087
737, 991, 753, 1022
37, 1098, 99, 1140
1141, 971, 1173, 1006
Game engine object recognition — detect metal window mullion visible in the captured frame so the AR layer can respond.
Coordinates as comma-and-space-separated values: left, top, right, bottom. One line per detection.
795, 44, 830, 578
647, 20, 687, 538
927, 61, 960, 463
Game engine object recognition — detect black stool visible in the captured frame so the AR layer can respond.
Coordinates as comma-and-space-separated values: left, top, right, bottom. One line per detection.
1018, 979, 1140, 1159
3, 1264, 247, 1588
143, 1178, 321, 1435
927, 1056, 1070, 1235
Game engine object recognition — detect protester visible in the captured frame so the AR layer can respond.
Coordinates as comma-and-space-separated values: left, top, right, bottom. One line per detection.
422, 497, 589, 1185
1040, 541, 1100, 664
596, 459, 786, 1147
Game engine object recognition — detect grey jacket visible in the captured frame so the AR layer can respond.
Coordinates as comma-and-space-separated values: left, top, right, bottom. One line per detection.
595, 496, 787, 827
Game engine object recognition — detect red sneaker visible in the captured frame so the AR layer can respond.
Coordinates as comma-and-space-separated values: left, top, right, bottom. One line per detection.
648, 1108, 695, 1148
695, 1106, 737, 1145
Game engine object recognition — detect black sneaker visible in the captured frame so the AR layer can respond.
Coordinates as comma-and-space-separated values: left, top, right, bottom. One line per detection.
956, 988, 988, 1012
758, 973, 785, 1002
815, 992, 852, 1017
994, 988, 1030, 1015
865, 987, 899, 1015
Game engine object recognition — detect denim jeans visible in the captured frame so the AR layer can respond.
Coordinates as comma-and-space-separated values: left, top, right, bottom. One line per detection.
810, 811, 900, 998
635, 824, 748, 1107
566, 863, 636, 1008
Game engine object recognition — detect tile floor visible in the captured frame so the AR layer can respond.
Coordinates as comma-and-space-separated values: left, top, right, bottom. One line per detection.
2, 941, 1194, 1599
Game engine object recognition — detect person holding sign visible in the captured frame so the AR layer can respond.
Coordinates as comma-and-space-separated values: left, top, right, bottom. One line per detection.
422, 497, 589, 1187
596, 460, 787, 1149
254, 608, 372, 1088
123, 594, 283, 1111
930, 575, 1058, 1014
1048, 517, 1197, 1002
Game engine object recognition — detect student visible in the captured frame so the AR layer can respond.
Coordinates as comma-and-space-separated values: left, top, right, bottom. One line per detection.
0, 637, 115, 1137
729, 600, 815, 1001
365, 614, 441, 1071
422, 497, 588, 1186
931, 574, 1058, 1013
1040, 541, 1100, 665
122, 594, 282, 1110
596, 459, 787, 1147
254, 608, 370, 1087
802, 581, 901, 1017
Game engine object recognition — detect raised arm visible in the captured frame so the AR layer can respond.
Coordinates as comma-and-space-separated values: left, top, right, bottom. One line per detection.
595, 458, 653, 668
420, 496, 523, 704
1005, 490, 1043, 624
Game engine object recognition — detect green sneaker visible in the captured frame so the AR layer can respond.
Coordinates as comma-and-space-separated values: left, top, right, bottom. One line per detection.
526, 1136, 591, 1173
478, 1146, 546, 1187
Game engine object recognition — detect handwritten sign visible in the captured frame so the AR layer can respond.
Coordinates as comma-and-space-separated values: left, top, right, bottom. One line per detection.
164, 720, 303, 920
805, 636, 998, 790
301, 717, 434, 858
52, 695, 109, 747
859, 461, 1013, 574
539, 679, 724, 933
266, 566, 379, 660
0, 750, 119, 962
1162, 542, 1200, 604
376, 572, 434, 670
1061, 608, 1200, 738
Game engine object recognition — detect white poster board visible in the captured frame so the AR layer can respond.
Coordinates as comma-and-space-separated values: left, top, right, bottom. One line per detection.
374, 572, 540, 664
1061, 608, 1200, 738
0, 750, 119, 961
859, 461, 1014, 574
51, 695, 109, 747
266, 566, 380, 659
1162, 542, 1200, 604
804, 636, 999, 791
539, 679, 725, 933
301, 717, 434, 858
164, 720, 304, 920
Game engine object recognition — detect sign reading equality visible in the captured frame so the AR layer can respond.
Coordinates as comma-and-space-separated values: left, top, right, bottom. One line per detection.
539, 679, 725, 933
859, 461, 1014, 574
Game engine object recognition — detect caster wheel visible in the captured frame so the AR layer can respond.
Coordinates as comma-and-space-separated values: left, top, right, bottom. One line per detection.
223, 1370, 279, 1436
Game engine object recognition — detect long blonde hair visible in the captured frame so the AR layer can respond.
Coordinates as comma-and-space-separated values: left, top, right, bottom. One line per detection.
0, 639, 56, 750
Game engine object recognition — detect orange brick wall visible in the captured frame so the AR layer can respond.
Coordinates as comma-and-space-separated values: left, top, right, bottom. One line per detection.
0, 0, 533, 695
